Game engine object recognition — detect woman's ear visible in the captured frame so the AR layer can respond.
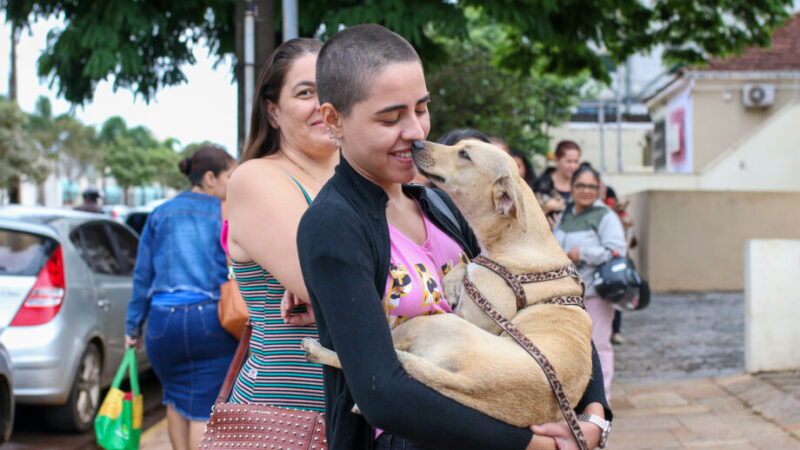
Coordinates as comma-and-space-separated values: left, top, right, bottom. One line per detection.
266, 100, 280, 129
202, 170, 217, 190
321, 103, 342, 136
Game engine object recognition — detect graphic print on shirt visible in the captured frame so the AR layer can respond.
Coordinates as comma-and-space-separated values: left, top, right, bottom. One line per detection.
385, 263, 412, 314
414, 263, 443, 307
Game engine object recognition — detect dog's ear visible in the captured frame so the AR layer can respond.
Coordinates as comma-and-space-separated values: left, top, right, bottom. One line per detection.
492, 176, 528, 231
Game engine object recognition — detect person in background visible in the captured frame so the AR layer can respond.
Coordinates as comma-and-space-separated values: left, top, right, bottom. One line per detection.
511, 149, 537, 189
488, 135, 510, 153
74, 187, 103, 213
553, 165, 627, 402
297, 24, 611, 450
225, 38, 334, 410
532, 140, 582, 217
125, 146, 238, 450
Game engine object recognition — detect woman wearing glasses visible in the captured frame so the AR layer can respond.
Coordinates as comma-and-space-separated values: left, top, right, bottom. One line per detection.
553, 165, 627, 402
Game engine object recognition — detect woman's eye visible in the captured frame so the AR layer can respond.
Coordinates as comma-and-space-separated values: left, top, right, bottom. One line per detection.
458, 150, 471, 161
381, 115, 400, 125
297, 88, 314, 97
415, 107, 427, 115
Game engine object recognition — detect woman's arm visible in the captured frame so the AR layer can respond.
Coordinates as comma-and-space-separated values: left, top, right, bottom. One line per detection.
125, 216, 157, 338
579, 211, 627, 265
298, 207, 534, 450
226, 160, 314, 301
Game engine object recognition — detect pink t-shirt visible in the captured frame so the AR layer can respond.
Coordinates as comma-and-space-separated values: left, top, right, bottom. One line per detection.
383, 210, 470, 329
375, 208, 469, 439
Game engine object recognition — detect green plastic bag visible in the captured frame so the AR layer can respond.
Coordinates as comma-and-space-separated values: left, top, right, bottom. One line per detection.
94, 348, 142, 450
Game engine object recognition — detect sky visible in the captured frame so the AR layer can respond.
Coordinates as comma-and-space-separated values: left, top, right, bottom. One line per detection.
0, 14, 238, 154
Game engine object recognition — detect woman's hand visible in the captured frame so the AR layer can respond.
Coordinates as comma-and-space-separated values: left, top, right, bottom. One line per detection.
281, 290, 316, 326
125, 335, 141, 350
525, 434, 558, 450
530, 421, 600, 450
567, 247, 581, 263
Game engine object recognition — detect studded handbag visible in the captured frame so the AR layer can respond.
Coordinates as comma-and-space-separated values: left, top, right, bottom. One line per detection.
200, 323, 327, 449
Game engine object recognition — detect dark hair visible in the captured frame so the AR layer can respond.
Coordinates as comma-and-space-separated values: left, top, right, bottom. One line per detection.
555, 140, 581, 159
317, 24, 421, 116
243, 38, 323, 162
436, 128, 491, 146
570, 165, 601, 187
178, 146, 236, 187
511, 150, 536, 186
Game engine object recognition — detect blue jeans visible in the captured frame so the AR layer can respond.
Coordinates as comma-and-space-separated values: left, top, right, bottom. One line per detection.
374, 434, 432, 450
145, 298, 237, 420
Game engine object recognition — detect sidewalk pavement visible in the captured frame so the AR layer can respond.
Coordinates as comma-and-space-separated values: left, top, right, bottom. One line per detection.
140, 371, 800, 450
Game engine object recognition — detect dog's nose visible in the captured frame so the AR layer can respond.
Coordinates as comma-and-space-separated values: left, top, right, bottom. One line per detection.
411, 140, 425, 153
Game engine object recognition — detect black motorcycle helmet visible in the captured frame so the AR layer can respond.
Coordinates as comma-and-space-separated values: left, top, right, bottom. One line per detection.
593, 255, 647, 311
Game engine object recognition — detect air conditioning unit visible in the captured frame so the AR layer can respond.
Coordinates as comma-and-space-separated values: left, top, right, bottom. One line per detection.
742, 84, 775, 108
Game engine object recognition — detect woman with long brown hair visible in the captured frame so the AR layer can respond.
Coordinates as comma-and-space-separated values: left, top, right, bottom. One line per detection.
224, 38, 336, 408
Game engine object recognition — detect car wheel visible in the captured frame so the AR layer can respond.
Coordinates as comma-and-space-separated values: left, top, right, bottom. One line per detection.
0, 378, 13, 443
45, 343, 102, 432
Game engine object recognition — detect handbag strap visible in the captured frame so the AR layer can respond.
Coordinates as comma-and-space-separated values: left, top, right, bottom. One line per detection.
462, 276, 589, 450
215, 322, 252, 404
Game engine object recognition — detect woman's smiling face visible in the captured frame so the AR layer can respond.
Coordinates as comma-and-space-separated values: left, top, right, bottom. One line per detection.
336, 61, 431, 191
266, 53, 328, 154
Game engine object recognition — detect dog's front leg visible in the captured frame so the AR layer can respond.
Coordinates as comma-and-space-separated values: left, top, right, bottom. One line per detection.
442, 262, 467, 309
301, 338, 343, 368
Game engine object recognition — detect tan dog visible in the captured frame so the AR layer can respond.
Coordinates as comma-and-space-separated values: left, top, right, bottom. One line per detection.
302, 140, 593, 426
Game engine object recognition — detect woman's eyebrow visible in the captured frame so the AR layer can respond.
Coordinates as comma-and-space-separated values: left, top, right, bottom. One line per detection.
292, 80, 315, 90
375, 93, 432, 115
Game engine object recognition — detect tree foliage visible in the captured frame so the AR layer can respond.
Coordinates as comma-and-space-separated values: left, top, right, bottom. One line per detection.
2, 0, 793, 104
0, 98, 49, 189
427, 11, 585, 156
98, 116, 186, 202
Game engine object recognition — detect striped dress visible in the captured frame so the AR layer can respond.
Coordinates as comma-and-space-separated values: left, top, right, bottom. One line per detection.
228, 260, 325, 410
229, 170, 324, 410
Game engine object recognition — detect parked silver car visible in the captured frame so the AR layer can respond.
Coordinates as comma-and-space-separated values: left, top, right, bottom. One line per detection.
0, 206, 146, 432
0, 342, 13, 443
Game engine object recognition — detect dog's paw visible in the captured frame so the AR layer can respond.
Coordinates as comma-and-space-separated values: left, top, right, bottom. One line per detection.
301, 338, 323, 364
443, 263, 467, 308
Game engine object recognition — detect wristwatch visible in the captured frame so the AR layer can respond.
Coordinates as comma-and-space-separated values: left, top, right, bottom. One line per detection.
577, 413, 611, 449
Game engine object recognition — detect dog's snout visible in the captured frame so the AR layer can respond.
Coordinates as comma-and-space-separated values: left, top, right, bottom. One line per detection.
411, 140, 425, 153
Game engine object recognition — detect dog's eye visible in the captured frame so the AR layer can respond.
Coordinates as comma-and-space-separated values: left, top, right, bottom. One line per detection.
458, 150, 471, 161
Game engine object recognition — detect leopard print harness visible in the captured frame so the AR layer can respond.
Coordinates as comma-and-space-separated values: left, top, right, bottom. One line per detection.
462, 254, 589, 450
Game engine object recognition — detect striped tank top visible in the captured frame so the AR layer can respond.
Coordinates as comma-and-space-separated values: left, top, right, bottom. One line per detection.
229, 170, 325, 411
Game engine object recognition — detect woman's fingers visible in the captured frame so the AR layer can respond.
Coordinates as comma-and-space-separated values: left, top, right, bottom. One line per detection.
281, 290, 317, 325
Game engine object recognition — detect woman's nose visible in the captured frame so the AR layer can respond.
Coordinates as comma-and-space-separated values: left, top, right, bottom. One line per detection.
402, 116, 426, 141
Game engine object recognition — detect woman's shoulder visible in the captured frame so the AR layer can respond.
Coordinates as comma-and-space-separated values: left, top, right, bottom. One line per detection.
229, 157, 285, 186
227, 157, 303, 203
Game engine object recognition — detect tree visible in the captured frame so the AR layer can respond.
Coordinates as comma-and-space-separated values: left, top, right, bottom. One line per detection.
0, 99, 49, 197
427, 11, 587, 156
2, 0, 792, 102
98, 116, 181, 204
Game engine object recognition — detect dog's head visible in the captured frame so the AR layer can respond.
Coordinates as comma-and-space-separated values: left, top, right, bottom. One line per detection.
412, 140, 529, 233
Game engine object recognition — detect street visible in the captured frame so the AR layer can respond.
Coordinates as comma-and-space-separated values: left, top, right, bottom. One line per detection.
6, 370, 165, 449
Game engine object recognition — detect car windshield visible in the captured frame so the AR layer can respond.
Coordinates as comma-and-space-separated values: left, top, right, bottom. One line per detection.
0, 228, 58, 276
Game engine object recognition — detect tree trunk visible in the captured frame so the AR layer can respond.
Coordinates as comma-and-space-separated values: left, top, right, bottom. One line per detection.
9, 24, 19, 102
236, 0, 275, 159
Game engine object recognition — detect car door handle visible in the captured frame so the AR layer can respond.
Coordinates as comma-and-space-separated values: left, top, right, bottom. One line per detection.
97, 299, 111, 310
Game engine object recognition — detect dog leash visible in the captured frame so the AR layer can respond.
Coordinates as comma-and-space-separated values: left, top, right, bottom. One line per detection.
462, 263, 589, 450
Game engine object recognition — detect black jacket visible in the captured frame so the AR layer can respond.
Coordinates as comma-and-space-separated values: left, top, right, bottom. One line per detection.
298, 156, 610, 449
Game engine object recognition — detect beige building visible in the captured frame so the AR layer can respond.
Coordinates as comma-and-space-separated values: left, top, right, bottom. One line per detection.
610, 13, 800, 291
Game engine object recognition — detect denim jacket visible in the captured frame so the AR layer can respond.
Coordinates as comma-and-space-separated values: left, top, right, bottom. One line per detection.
125, 191, 227, 337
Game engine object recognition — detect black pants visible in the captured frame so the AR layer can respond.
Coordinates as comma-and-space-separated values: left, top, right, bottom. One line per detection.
374, 434, 432, 450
